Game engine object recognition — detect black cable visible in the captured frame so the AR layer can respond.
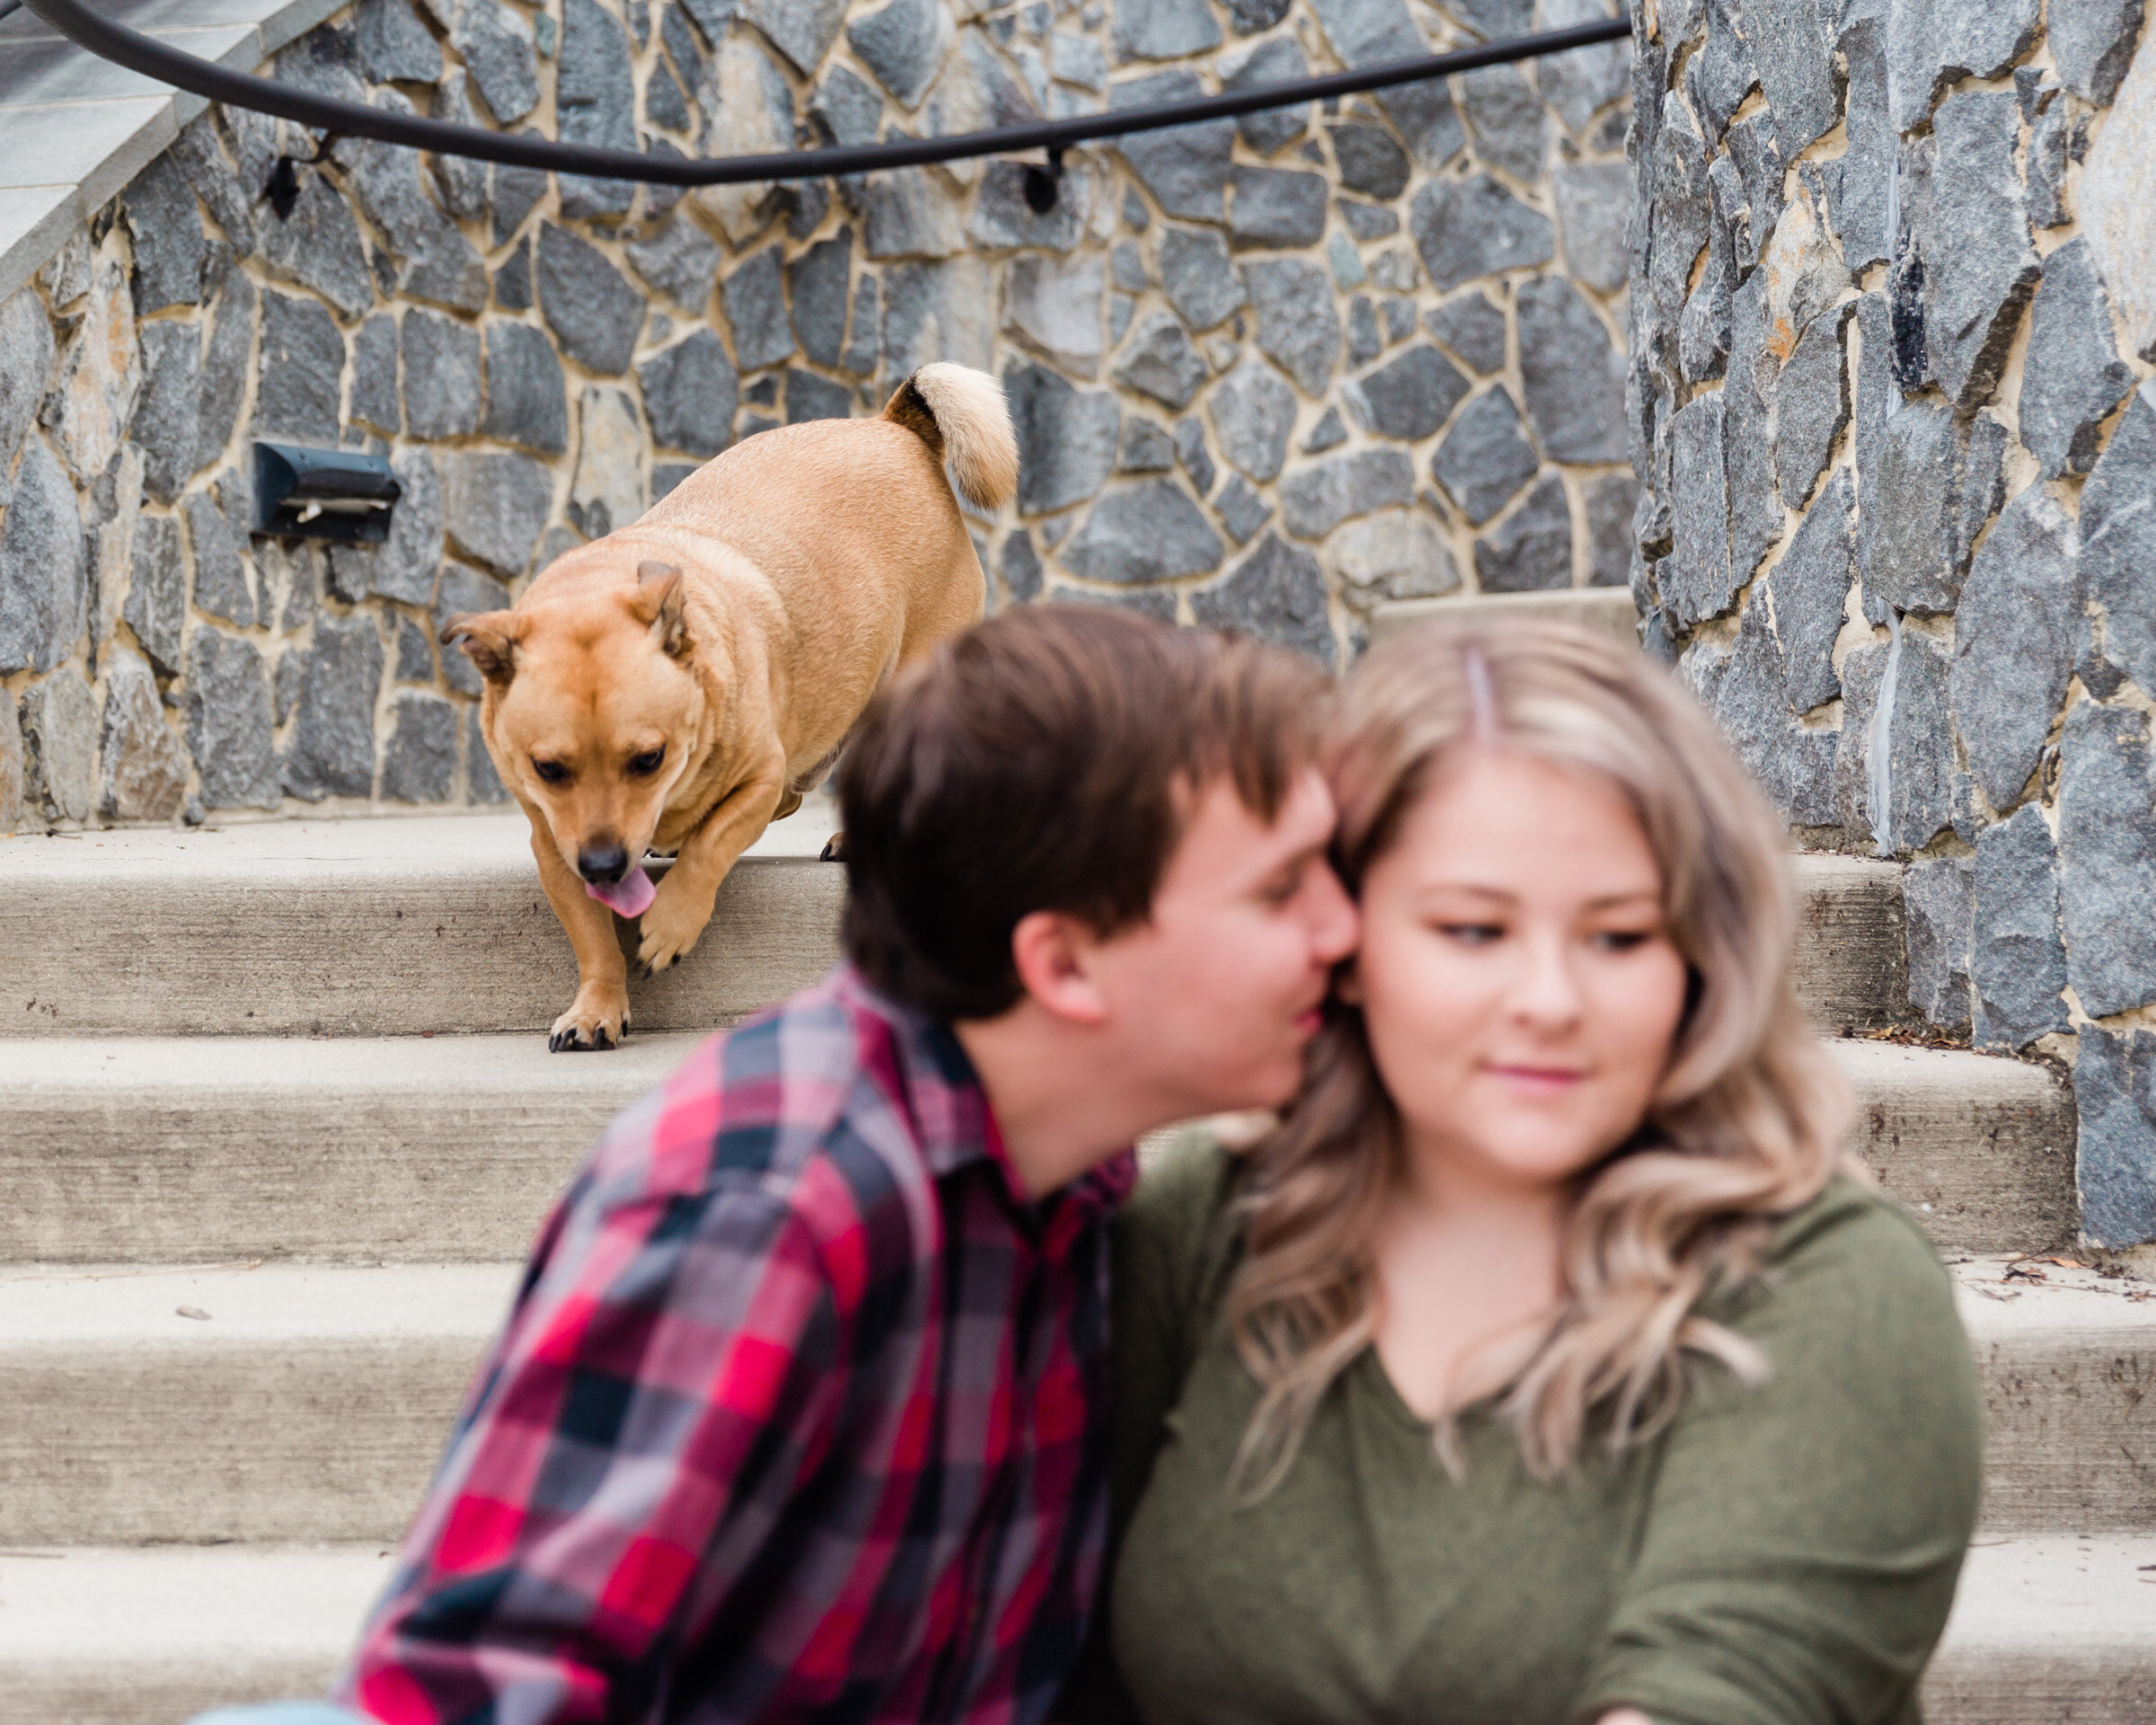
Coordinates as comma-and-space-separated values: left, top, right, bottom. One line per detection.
22, 0, 1628, 187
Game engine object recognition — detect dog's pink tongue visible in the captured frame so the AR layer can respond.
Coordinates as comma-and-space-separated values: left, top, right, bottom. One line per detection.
587, 867, 657, 918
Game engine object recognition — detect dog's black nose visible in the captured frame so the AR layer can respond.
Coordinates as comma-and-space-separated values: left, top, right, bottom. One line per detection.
578, 843, 629, 884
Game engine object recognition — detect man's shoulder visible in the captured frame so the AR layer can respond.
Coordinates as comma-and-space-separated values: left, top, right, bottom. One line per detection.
582, 970, 950, 1260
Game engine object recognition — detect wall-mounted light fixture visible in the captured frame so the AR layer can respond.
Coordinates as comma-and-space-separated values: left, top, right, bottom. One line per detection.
252, 442, 401, 544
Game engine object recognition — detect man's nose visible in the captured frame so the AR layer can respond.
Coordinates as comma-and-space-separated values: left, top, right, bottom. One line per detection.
1308, 862, 1360, 962
578, 841, 629, 884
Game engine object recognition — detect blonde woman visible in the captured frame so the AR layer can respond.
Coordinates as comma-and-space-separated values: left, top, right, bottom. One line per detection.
1066, 622, 1983, 1725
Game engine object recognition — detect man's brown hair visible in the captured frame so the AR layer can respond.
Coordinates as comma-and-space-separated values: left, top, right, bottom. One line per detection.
838, 606, 1330, 1020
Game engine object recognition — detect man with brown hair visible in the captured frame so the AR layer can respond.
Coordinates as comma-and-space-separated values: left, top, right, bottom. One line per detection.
285, 607, 1358, 1725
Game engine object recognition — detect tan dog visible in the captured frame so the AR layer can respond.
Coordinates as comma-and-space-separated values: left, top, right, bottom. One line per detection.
442, 364, 1016, 1051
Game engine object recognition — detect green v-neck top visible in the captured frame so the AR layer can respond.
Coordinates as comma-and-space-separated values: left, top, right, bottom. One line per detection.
1060, 1135, 1984, 1725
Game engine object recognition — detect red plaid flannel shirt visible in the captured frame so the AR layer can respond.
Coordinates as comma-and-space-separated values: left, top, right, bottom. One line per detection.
339, 967, 1134, 1725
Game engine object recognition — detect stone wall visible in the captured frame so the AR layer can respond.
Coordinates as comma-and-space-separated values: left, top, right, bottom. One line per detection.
0, 0, 1632, 834
1625, 0, 2156, 1243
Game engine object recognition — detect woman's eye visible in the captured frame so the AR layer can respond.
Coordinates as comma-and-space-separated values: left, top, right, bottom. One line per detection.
628, 748, 666, 777
1591, 929, 1655, 952
1436, 922, 1503, 945
532, 759, 569, 785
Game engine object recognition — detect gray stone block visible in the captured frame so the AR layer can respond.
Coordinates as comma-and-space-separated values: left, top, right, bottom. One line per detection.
1008, 361, 1118, 516
18, 668, 96, 826
996, 530, 1044, 606
813, 64, 886, 150
1219, 36, 1307, 155
1971, 804, 2071, 1051
2020, 238, 2134, 480
1515, 277, 1623, 464
1689, 0, 1757, 144
1208, 355, 1295, 482
187, 629, 279, 810
182, 488, 254, 631
879, 256, 994, 385
452, 0, 541, 123
570, 387, 646, 541
1192, 531, 1334, 664
1903, 854, 1973, 1031
1242, 257, 1342, 394
282, 614, 384, 802
1432, 385, 1538, 526
2060, 699, 2156, 1019
1280, 447, 1415, 540
2081, 382, 2156, 701
99, 648, 186, 824
1773, 305, 1851, 510
124, 517, 184, 677
784, 370, 853, 425
1112, 70, 1235, 221
1302, 406, 1348, 454
2051, 0, 2146, 104
1551, 162, 1629, 296
1704, 601, 1837, 828
0, 439, 85, 675
640, 331, 738, 458
349, 314, 400, 440
433, 563, 512, 698
254, 292, 344, 447
2025, 96, 2077, 232
255, 164, 374, 319
382, 691, 458, 803
1475, 473, 1573, 594
1338, 200, 1400, 242
1215, 475, 1273, 545
1118, 416, 1175, 473
1873, 625, 1956, 854
625, 221, 724, 316
1642, 91, 1710, 319
1661, 392, 1729, 626
1346, 345, 1468, 443
337, 118, 489, 314
849, 0, 950, 107
1924, 91, 2040, 411
536, 225, 645, 376
2075, 1026, 2156, 1247
428, 72, 490, 224
1426, 292, 1506, 376
788, 231, 853, 369
1722, 111, 1785, 272
167, 116, 256, 258
858, 165, 966, 261
1410, 172, 1554, 293
1459, 65, 1546, 181
1113, 0, 1223, 59
1330, 121, 1409, 201
272, 21, 365, 102
1308, 0, 1463, 166
1159, 226, 1247, 332
1005, 252, 1105, 376
357, 0, 441, 84
1767, 470, 1854, 715
645, 55, 694, 134
0, 682, 21, 832
1855, 289, 1985, 618
122, 155, 206, 316
1330, 509, 1460, 606
393, 615, 435, 684
1228, 167, 1330, 250
1112, 312, 1207, 411
366, 449, 446, 607
441, 451, 552, 578
195, 268, 256, 478
555, 0, 637, 219
1347, 296, 1383, 368
0, 290, 53, 476
968, 161, 1090, 253
1951, 483, 2078, 814
1111, 243, 1149, 294
493, 239, 533, 312
1720, 270, 1783, 588
1061, 480, 1224, 583
1820, 15, 1892, 273
401, 309, 482, 442
482, 322, 569, 456
741, 0, 845, 75
1173, 418, 1215, 497
132, 323, 202, 507
1743, 0, 1839, 152
490, 160, 549, 249
465, 705, 508, 803
1583, 473, 1637, 590
1048, 585, 1180, 622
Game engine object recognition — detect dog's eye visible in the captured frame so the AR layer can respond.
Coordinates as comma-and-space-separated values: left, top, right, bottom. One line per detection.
532, 759, 570, 785
627, 748, 666, 778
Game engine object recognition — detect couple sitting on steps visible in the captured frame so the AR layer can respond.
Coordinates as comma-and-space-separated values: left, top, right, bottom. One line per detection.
193, 606, 1982, 1725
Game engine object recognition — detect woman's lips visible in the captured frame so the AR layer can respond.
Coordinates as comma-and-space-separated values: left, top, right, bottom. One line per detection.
1486, 1064, 1587, 1093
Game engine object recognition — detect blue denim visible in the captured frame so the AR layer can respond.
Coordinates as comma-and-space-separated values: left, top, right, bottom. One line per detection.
186, 1707, 367, 1725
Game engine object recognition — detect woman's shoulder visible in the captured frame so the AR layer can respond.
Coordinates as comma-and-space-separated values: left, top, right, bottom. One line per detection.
1118, 1127, 1251, 1304
1719, 1175, 1965, 1350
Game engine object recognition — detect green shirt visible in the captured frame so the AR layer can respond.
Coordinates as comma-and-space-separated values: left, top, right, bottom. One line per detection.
1065, 1136, 1984, 1725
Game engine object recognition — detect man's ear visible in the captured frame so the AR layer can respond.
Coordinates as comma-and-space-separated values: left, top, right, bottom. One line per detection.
632, 561, 691, 660
1010, 910, 1110, 1027
438, 609, 520, 686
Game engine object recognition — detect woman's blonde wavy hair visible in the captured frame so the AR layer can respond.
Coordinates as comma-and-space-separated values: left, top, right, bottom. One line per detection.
1226, 616, 1859, 1493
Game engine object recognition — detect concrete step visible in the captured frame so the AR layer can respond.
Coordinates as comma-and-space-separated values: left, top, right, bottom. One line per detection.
1922, 1535, 2156, 1724
0, 1032, 702, 1262
0, 1031, 2064, 1263
1829, 1040, 2077, 1253
0, 810, 844, 1040
0, 817, 1913, 1036
0, 1536, 2143, 1725
2, 1258, 2143, 1548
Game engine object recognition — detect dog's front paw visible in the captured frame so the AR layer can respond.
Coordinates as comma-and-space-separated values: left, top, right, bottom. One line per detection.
549, 986, 632, 1052
637, 874, 716, 973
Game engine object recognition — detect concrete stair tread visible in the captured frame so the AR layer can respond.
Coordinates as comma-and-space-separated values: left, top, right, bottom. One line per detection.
0, 1537, 2143, 1725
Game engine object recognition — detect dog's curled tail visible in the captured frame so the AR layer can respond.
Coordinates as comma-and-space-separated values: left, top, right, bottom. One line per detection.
885, 363, 1019, 514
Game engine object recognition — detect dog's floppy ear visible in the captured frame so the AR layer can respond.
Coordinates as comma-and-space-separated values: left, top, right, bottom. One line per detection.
633, 561, 691, 660
439, 610, 521, 686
